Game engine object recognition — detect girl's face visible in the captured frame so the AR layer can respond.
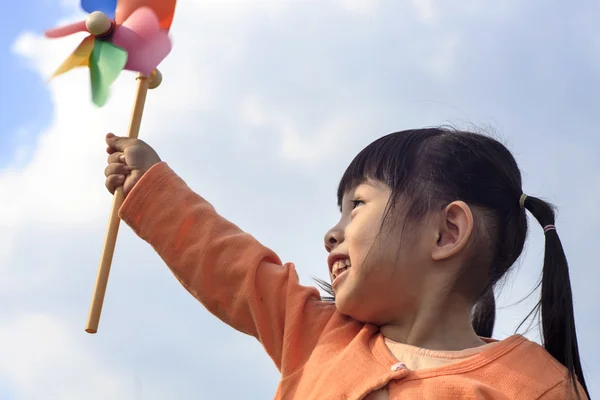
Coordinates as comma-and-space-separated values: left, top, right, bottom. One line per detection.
324, 180, 434, 324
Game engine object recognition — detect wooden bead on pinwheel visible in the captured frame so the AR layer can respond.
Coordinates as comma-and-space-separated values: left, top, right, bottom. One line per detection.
85, 11, 113, 36
148, 69, 162, 89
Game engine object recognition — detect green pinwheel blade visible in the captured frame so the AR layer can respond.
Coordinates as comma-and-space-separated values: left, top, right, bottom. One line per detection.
89, 40, 128, 107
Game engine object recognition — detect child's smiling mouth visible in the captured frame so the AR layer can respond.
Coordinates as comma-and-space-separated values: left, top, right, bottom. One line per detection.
329, 256, 352, 289
331, 259, 351, 280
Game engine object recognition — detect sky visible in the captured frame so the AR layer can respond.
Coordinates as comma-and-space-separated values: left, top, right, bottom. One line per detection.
0, 0, 598, 398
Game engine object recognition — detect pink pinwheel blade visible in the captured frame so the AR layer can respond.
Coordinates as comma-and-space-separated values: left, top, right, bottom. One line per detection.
45, 20, 88, 38
118, 6, 160, 41
119, 31, 171, 75
112, 7, 172, 75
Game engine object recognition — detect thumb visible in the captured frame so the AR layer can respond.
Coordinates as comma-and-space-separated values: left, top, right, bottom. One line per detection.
106, 133, 137, 151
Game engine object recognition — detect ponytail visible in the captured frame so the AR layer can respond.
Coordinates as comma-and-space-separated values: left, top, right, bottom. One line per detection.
472, 289, 496, 337
522, 195, 589, 398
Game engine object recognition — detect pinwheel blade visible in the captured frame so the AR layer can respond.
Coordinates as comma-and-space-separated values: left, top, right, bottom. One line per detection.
81, 0, 117, 19
50, 36, 95, 78
124, 31, 171, 75
111, 7, 172, 75
115, 0, 176, 31
116, 6, 160, 41
89, 41, 127, 106
45, 20, 88, 38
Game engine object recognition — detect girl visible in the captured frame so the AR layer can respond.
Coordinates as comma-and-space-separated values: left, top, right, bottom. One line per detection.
104, 128, 589, 399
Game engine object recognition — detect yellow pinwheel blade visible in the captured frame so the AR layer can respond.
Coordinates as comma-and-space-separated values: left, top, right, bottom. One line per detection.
51, 36, 95, 79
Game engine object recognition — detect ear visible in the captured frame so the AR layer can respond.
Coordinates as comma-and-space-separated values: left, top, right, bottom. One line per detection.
431, 201, 474, 261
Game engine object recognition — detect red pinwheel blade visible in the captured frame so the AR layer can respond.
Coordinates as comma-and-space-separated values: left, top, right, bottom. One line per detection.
111, 7, 172, 75
45, 20, 88, 38
114, 0, 177, 31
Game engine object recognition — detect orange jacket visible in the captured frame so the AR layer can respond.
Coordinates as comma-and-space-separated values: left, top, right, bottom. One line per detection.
120, 162, 587, 399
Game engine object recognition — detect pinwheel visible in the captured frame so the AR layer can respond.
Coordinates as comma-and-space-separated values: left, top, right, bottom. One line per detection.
44, 0, 177, 334
45, 0, 175, 106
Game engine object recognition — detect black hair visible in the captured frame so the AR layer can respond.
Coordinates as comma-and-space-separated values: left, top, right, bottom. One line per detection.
317, 127, 588, 397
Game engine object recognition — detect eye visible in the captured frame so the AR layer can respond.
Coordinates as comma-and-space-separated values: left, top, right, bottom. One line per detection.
350, 199, 365, 210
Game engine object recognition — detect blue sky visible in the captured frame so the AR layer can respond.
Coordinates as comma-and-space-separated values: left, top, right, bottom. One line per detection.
0, 0, 63, 166
1, 0, 599, 399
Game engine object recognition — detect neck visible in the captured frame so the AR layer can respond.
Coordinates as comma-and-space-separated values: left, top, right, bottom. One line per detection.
379, 294, 486, 351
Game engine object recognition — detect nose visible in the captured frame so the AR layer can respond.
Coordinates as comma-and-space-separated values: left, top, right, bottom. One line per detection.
324, 226, 344, 253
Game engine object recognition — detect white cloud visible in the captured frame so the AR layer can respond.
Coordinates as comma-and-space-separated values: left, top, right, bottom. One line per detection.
411, 0, 436, 22
2, 0, 599, 398
0, 314, 135, 400
426, 34, 459, 78
336, 0, 380, 15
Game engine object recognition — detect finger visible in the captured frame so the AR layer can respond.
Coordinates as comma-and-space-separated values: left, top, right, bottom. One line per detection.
106, 133, 138, 152
105, 133, 116, 147
106, 145, 118, 154
107, 151, 125, 164
104, 163, 130, 177
105, 174, 125, 194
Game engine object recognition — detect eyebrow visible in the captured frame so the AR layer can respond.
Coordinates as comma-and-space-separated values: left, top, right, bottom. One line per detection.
338, 181, 378, 212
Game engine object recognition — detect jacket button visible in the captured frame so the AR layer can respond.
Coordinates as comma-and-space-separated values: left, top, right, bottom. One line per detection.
391, 362, 407, 371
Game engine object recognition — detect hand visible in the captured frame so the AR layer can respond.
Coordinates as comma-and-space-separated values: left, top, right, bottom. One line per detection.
104, 133, 161, 196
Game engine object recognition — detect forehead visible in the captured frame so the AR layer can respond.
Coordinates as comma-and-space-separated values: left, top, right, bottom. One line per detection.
345, 179, 387, 193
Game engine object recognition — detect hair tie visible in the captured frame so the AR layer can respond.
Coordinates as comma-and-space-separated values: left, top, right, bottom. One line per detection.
519, 193, 528, 209
543, 225, 556, 233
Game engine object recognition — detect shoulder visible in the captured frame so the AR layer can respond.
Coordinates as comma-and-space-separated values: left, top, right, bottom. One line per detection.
504, 336, 569, 377
489, 335, 583, 398
537, 379, 588, 399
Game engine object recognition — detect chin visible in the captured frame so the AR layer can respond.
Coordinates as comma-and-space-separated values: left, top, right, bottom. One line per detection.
334, 292, 384, 324
333, 291, 352, 316
334, 290, 365, 321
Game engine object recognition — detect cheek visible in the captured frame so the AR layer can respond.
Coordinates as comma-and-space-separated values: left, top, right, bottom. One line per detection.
353, 233, 410, 288
346, 220, 380, 260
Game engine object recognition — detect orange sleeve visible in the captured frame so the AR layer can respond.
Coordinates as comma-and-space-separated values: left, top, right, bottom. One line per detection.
118, 162, 336, 370
537, 379, 589, 400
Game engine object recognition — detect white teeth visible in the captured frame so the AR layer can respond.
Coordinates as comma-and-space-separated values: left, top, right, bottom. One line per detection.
332, 258, 351, 279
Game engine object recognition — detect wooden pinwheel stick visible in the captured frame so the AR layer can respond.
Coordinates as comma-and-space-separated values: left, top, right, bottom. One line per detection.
85, 69, 163, 334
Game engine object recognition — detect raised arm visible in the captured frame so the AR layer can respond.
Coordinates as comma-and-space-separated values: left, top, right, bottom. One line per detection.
118, 162, 337, 369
